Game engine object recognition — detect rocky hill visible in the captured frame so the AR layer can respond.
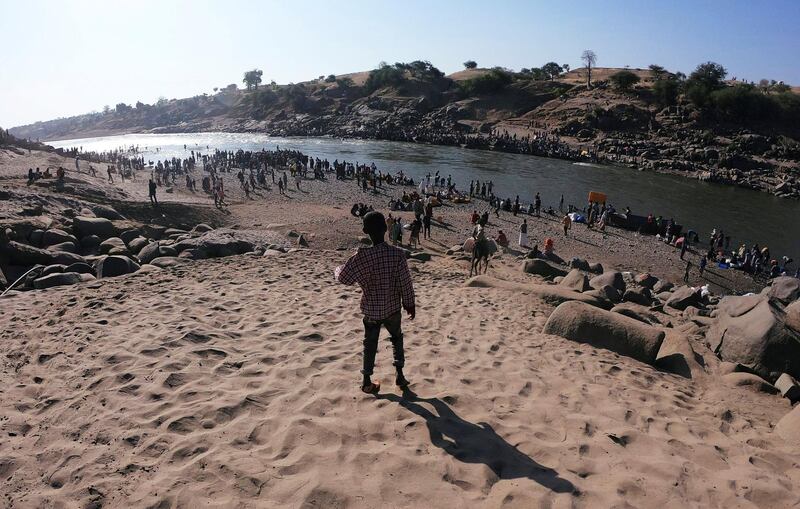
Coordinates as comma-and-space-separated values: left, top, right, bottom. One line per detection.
10, 63, 800, 198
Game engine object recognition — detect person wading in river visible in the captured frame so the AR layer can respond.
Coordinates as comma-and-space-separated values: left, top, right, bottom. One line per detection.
335, 211, 415, 394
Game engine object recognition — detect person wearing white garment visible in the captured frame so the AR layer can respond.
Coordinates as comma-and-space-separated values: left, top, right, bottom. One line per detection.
518, 218, 529, 248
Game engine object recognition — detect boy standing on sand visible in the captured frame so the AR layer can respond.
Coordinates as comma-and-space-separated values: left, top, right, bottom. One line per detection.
335, 212, 415, 394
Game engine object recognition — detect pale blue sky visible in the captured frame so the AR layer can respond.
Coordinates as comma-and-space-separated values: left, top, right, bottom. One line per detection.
2, 0, 798, 128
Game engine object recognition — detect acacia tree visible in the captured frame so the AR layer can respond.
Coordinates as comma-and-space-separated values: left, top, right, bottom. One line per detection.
542, 62, 563, 80
581, 49, 597, 88
463, 60, 478, 69
648, 64, 667, 81
243, 69, 263, 91
562, 64, 570, 73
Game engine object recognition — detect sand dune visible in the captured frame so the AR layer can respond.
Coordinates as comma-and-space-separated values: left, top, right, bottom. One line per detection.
2, 249, 798, 508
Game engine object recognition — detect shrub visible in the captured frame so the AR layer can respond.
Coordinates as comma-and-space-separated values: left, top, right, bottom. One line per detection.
609, 70, 640, 91
653, 78, 679, 107
324, 74, 336, 83
459, 68, 513, 95
463, 60, 478, 69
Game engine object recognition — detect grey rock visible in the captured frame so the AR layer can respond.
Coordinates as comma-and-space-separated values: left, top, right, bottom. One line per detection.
47, 241, 78, 253
543, 300, 665, 364
523, 259, 567, 278
42, 228, 77, 247
41, 264, 66, 277
666, 286, 702, 310
99, 237, 127, 255
96, 255, 140, 278
74, 216, 116, 240
590, 271, 625, 293
33, 272, 83, 289
559, 269, 591, 292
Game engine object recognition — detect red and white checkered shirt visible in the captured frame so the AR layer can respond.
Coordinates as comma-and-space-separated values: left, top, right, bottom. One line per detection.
335, 242, 415, 321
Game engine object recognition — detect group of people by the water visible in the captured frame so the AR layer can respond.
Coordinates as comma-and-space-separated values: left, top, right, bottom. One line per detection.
53, 141, 799, 284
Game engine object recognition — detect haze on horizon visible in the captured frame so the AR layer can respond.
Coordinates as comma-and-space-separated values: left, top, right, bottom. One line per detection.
2, 0, 798, 128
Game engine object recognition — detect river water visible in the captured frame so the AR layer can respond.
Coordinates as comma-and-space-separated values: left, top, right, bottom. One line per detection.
48, 132, 800, 262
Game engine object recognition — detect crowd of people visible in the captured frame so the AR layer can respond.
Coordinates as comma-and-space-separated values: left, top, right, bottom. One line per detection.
51, 141, 798, 286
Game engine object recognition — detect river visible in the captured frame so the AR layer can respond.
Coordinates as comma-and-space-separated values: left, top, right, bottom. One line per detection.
48, 132, 800, 262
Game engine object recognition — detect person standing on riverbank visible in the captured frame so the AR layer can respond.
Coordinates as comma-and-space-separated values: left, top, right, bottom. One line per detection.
562, 213, 572, 236
148, 177, 158, 205
335, 211, 415, 394
684, 260, 692, 283
519, 219, 529, 248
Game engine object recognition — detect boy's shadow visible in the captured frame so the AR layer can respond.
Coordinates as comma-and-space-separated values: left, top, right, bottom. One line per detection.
376, 389, 576, 494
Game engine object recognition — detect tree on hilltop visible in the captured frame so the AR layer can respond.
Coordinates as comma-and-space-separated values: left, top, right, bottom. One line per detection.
648, 64, 667, 81
685, 61, 727, 108
243, 69, 263, 91
463, 60, 478, 69
542, 62, 563, 80
581, 49, 597, 88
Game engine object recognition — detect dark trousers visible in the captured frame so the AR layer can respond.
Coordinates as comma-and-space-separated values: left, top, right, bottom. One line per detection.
362, 312, 404, 376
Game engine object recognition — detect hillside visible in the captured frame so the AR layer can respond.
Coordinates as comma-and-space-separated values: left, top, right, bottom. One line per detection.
10, 63, 800, 198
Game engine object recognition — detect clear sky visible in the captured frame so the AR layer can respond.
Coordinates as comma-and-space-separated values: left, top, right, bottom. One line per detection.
2, 0, 798, 128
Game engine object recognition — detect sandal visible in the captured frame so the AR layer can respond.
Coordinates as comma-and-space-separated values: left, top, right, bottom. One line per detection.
361, 382, 381, 394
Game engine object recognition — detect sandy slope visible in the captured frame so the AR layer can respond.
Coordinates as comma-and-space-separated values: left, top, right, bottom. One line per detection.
1, 249, 798, 508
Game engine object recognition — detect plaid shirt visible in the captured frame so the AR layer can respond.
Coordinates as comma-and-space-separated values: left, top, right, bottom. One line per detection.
335, 242, 415, 321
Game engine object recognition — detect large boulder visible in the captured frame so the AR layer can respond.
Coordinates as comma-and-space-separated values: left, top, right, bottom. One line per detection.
523, 259, 567, 278
543, 300, 665, 364
666, 286, 702, 310
149, 256, 189, 268
138, 242, 177, 264
119, 229, 142, 245
128, 237, 149, 254
99, 237, 127, 255
559, 269, 591, 292
763, 276, 800, 305
707, 294, 800, 382
653, 280, 674, 294
42, 229, 78, 247
634, 273, 659, 290
90, 204, 125, 220
80, 235, 102, 250
722, 372, 779, 394
589, 271, 625, 293
569, 258, 590, 271
0, 241, 84, 267
41, 264, 66, 277
137, 242, 161, 264
33, 272, 82, 289
171, 231, 254, 258
611, 302, 665, 326
786, 301, 800, 333
47, 241, 78, 253
463, 276, 611, 310
623, 287, 653, 306
65, 262, 94, 275
73, 216, 116, 240
655, 329, 705, 379
775, 405, 800, 445
192, 223, 213, 233
96, 255, 140, 278
0, 241, 57, 265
